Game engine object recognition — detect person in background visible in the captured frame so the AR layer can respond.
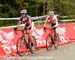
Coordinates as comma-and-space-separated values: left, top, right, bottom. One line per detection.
44, 11, 59, 32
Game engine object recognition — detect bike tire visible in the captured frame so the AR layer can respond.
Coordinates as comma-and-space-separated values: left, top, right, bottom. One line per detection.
46, 34, 53, 51
54, 33, 59, 49
16, 37, 27, 56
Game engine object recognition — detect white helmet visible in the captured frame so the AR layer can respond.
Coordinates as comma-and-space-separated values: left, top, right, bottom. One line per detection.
48, 11, 54, 16
20, 9, 27, 14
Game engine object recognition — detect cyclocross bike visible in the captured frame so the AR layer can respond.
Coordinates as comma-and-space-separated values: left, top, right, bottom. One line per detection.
14, 24, 36, 56
44, 27, 59, 51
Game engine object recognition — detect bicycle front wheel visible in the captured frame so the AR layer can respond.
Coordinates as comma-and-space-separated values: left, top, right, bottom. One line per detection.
16, 37, 27, 56
46, 34, 53, 51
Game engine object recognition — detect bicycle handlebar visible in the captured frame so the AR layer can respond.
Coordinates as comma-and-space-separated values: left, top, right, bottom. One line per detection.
43, 27, 53, 32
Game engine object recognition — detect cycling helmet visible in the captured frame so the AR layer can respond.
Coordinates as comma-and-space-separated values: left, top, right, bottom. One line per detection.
20, 9, 27, 14
48, 11, 54, 16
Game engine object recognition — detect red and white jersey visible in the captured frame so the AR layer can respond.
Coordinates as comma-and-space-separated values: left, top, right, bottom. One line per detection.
47, 15, 59, 27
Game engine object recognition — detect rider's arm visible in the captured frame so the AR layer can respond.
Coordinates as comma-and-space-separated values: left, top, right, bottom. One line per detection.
44, 16, 49, 27
28, 18, 32, 28
17, 17, 22, 29
14, 19, 21, 31
18, 20, 21, 27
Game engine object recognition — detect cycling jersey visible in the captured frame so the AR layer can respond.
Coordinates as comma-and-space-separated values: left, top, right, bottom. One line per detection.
47, 15, 58, 28
19, 15, 30, 24
19, 15, 31, 30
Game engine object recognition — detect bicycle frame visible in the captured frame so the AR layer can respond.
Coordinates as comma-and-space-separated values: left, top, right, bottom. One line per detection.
44, 27, 58, 38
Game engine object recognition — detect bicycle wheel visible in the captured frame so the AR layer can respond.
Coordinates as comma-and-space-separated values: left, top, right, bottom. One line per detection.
16, 37, 27, 56
46, 34, 53, 51
54, 33, 59, 49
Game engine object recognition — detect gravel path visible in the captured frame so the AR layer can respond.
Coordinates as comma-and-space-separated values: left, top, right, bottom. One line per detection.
1, 42, 75, 60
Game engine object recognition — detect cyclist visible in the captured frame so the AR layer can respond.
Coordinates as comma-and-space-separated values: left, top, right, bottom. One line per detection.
44, 11, 59, 47
44, 11, 59, 33
17, 9, 36, 55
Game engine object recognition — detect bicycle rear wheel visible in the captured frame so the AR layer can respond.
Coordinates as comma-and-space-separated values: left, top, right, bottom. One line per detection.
16, 37, 27, 56
46, 34, 53, 51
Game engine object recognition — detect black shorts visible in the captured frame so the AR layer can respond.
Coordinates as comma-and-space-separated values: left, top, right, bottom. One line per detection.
24, 23, 31, 30
51, 23, 56, 30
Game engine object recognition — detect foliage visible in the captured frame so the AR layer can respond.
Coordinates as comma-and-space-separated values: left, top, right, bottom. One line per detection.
0, 0, 75, 26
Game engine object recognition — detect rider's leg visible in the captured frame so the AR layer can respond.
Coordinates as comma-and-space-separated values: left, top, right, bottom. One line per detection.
53, 27, 57, 40
28, 31, 36, 50
53, 27, 59, 49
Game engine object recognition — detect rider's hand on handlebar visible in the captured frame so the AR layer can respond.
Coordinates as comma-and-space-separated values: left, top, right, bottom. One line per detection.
43, 24, 46, 32
44, 27, 46, 30
14, 27, 18, 34
14, 27, 17, 31
43, 26, 46, 32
